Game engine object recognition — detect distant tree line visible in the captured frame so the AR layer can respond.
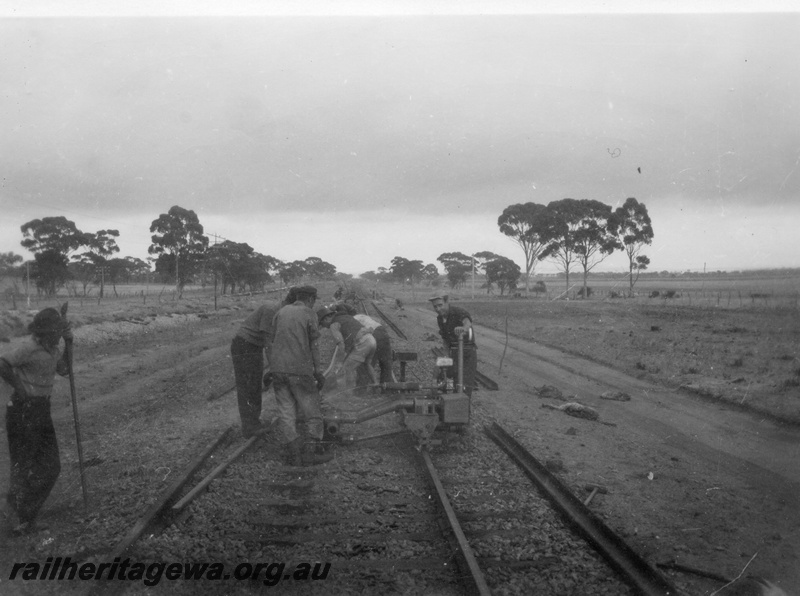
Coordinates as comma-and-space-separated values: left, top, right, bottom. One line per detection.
360, 251, 523, 296
498, 197, 653, 297
3, 205, 338, 299
359, 197, 652, 298
4, 197, 653, 301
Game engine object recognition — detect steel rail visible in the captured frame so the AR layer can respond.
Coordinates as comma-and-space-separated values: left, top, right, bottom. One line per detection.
172, 433, 259, 512
484, 422, 680, 596
369, 300, 409, 340
109, 427, 232, 559
87, 429, 234, 596
419, 450, 493, 596
474, 370, 499, 391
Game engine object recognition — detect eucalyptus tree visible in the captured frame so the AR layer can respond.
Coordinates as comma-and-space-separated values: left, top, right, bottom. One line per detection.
421, 263, 439, 284
498, 202, 548, 293
1, 252, 23, 306
436, 252, 472, 289
613, 197, 654, 296
148, 206, 209, 297
304, 256, 337, 280
20, 216, 88, 296
571, 200, 621, 297
279, 260, 308, 285
206, 241, 253, 294
73, 229, 120, 297
540, 198, 621, 297
484, 256, 521, 296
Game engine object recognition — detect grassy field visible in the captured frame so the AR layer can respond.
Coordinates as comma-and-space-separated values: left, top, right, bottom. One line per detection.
377, 271, 800, 423
374, 269, 800, 311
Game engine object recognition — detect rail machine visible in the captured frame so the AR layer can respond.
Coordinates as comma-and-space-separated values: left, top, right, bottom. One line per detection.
322, 332, 472, 449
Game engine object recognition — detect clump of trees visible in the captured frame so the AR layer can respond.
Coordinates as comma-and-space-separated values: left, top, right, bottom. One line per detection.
10, 205, 339, 299
498, 197, 653, 297
146, 206, 338, 296
363, 251, 521, 297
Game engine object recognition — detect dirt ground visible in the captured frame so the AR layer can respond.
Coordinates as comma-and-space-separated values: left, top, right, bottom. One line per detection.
0, 288, 798, 595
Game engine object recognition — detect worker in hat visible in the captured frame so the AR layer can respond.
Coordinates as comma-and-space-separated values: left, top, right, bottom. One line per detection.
0, 307, 72, 535
428, 294, 477, 397
231, 299, 280, 439
269, 286, 333, 466
317, 305, 378, 396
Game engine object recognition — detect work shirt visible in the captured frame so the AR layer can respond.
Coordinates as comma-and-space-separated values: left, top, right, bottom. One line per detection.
437, 305, 476, 348
235, 302, 279, 347
353, 314, 382, 333
270, 301, 320, 375
0, 337, 66, 399
331, 313, 369, 353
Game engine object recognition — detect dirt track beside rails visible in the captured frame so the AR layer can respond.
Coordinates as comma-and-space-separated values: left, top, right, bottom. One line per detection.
0, 291, 798, 595
405, 305, 800, 595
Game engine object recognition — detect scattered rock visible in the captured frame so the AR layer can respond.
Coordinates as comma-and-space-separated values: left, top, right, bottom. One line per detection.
535, 385, 564, 400
541, 402, 599, 421
600, 391, 631, 401
544, 459, 565, 473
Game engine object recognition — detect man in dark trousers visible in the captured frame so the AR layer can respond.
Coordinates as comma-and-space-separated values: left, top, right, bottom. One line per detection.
270, 286, 332, 466
231, 300, 280, 439
353, 313, 397, 384
1, 307, 71, 535
428, 294, 477, 397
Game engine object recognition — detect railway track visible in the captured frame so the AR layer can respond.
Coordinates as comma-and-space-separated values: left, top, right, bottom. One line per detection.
97, 399, 680, 595
367, 300, 408, 340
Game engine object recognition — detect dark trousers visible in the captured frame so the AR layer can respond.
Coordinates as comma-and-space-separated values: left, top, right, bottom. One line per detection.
6, 396, 61, 524
231, 336, 264, 437
372, 327, 394, 384
448, 345, 477, 397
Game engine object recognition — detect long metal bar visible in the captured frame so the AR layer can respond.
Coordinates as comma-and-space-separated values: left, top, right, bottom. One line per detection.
420, 450, 492, 596
172, 434, 258, 512
340, 428, 410, 444
370, 300, 408, 340
60, 302, 89, 506
329, 397, 416, 425
474, 370, 499, 391
484, 422, 679, 596
111, 427, 231, 558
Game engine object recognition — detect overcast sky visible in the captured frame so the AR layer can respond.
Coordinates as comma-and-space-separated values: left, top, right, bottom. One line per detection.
1, 1, 798, 277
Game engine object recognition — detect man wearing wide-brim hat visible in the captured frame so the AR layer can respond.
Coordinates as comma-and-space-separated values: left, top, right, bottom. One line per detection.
0, 307, 72, 535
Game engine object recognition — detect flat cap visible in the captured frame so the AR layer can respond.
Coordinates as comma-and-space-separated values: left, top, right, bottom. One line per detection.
316, 306, 335, 323
428, 293, 448, 302
294, 285, 318, 298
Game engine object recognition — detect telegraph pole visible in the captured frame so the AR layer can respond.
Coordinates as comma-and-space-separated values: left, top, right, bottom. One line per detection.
471, 255, 476, 300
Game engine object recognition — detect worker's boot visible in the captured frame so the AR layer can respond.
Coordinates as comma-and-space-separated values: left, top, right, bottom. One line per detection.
300, 440, 334, 466
283, 437, 304, 466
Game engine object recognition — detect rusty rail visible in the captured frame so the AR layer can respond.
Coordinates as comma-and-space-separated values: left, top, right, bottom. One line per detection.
484, 422, 680, 596
109, 427, 231, 559
419, 450, 492, 596
369, 300, 408, 340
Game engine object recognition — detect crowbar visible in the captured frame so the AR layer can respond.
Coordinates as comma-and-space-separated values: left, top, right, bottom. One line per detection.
61, 302, 88, 507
